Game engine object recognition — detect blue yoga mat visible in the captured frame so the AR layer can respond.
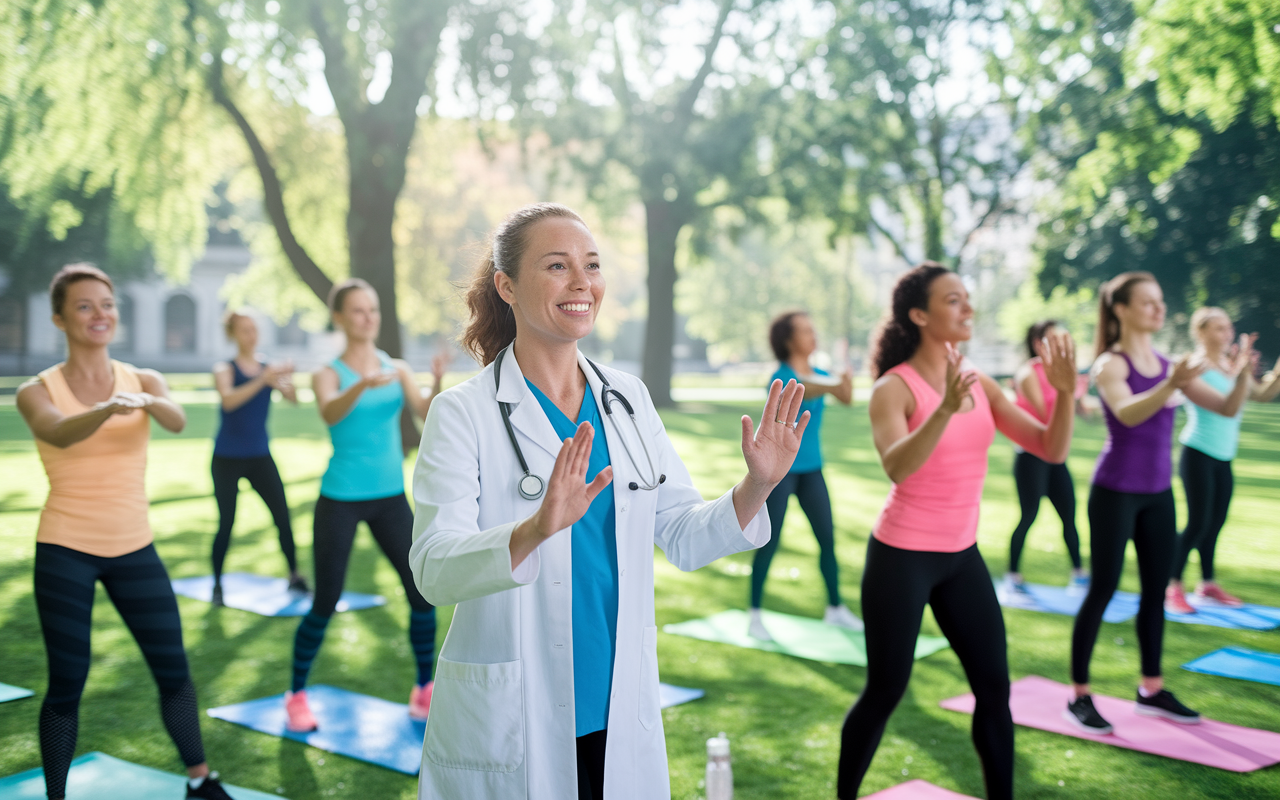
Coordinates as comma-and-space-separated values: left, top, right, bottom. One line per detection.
997, 583, 1138, 623
0, 683, 33, 704
659, 683, 705, 708
171, 573, 385, 617
1168, 597, 1280, 631
0, 752, 282, 800
1183, 647, 1280, 686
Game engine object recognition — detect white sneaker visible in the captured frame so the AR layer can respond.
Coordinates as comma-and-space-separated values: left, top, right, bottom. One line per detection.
998, 573, 1038, 608
747, 608, 774, 642
823, 604, 865, 631
1066, 569, 1090, 598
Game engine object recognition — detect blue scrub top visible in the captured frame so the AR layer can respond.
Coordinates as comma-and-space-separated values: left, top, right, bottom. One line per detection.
771, 363, 826, 474
525, 378, 619, 736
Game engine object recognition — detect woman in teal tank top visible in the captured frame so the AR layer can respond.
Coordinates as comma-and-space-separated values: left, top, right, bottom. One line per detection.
284, 278, 449, 733
1167, 307, 1280, 612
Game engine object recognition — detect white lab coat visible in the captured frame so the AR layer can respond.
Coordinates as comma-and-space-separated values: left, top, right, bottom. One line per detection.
409, 344, 769, 800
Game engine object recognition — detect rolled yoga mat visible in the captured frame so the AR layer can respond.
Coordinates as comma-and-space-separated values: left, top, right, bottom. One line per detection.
940, 675, 1280, 772
1182, 647, 1280, 687
663, 609, 949, 666
171, 573, 385, 617
0, 752, 282, 800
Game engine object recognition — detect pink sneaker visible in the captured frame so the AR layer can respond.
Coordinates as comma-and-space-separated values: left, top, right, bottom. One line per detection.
1196, 582, 1244, 607
284, 689, 318, 732
409, 682, 434, 721
1164, 584, 1196, 615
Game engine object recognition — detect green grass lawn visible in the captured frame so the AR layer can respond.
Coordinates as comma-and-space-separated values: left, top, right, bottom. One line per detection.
2, 395, 1279, 798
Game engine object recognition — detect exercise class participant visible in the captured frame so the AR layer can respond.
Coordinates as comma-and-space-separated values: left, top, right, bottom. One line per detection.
16, 264, 235, 800
748, 310, 860, 642
1165, 307, 1279, 612
209, 310, 305, 606
838, 264, 1078, 800
1000, 319, 1089, 605
283, 278, 448, 732
1067, 273, 1252, 734
409, 203, 806, 800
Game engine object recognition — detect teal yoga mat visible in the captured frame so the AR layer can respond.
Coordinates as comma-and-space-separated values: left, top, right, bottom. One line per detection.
663, 609, 950, 665
1183, 647, 1280, 687
0, 752, 282, 800
0, 683, 33, 704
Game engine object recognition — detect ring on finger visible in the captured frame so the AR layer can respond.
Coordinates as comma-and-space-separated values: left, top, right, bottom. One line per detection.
774, 418, 786, 424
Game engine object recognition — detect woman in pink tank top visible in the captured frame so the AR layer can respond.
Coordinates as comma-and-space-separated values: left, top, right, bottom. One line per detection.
837, 265, 1079, 800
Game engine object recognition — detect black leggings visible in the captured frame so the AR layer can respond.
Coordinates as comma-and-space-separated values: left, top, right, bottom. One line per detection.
34, 543, 204, 799
1071, 485, 1176, 684
576, 729, 607, 800
838, 539, 1012, 800
752, 469, 841, 608
1009, 451, 1082, 573
1172, 447, 1233, 582
210, 454, 297, 581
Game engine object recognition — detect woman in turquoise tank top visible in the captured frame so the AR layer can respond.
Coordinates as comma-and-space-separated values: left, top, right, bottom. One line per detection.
284, 278, 449, 733
1166, 307, 1280, 613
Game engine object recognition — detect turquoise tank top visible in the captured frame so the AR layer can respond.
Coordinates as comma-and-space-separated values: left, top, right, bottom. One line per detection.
1179, 368, 1242, 462
319, 352, 407, 501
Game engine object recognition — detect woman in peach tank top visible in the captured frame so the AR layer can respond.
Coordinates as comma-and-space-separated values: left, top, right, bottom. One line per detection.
16, 265, 236, 800
837, 265, 1079, 800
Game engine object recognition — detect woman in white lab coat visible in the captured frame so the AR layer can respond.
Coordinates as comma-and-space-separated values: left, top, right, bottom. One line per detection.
409, 202, 808, 800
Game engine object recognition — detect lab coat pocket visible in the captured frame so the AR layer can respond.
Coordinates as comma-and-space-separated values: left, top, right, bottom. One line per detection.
637, 625, 661, 731
425, 657, 524, 772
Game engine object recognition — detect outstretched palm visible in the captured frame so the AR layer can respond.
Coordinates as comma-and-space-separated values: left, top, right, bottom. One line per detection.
741, 379, 810, 488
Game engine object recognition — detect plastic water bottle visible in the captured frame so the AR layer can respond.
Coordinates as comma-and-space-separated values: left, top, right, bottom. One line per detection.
705, 731, 733, 800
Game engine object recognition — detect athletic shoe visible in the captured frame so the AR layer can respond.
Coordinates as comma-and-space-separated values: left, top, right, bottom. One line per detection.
1195, 582, 1243, 608
186, 772, 234, 799
1164, 584, 1196, 615
409, 681, 434, 721
823, 604, 865, 632
1064, 695, 1113, 735
998, 574, 1037, 609
287, 573, 310, 594
1135, 689, 1201, 724
1066, 570, 1090, 598
747, 609, 774, 642
211, 584, 224, 607
284, 689, 318, 732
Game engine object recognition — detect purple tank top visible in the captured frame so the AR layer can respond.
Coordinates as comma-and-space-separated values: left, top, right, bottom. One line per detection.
1092, 351, 1174, 493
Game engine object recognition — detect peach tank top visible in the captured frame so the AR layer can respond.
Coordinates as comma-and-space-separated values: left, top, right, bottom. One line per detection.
34, 361, 152, 557
873, 362, 996, 552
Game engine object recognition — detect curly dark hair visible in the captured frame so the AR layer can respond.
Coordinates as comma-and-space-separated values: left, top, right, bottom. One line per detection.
869, 262, 952, 379
768, 311, 806, 362
1025, 319, 1059, 358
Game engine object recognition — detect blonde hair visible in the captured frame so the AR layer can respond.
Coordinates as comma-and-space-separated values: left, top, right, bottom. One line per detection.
1189, 306, 1230, 344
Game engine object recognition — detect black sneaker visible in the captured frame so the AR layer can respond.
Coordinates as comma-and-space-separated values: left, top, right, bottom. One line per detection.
1064, 694, 1114, 734
287, 573, 310, 593
1135, 689, 1201, 724
186, 772, 234, 799
210, 584, 224, 607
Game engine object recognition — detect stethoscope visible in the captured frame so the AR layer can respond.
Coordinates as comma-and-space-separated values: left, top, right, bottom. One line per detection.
495, 348, 665, 501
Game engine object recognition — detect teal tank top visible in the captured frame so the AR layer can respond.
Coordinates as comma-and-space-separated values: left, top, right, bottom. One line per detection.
1179, 368, 1242, 462
319, 352, 407, 501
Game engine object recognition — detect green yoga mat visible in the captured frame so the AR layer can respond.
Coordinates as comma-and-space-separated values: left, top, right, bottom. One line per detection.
664, 609, 950, 666
0, 752, 283, 800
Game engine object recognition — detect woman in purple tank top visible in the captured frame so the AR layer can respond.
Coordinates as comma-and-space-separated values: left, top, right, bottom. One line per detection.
1066, 272, 1253, 736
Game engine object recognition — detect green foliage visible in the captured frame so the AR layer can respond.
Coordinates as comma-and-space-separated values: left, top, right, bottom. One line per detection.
997, 280, 1097, 355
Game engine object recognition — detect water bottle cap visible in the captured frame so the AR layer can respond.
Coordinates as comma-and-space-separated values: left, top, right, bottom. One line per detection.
706, 732, 730, 757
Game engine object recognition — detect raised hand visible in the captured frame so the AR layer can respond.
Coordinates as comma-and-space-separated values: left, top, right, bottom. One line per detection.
431, 351, 451, 385
1228, 333, 1258, 377
1040, 329, 1079, 394
361, 368, 397, 389
740, 379, 810, 489
941, 343, 979, 414
529, 421, 613, 541
1168, 354, 1206, 389
833, 371, 854, 405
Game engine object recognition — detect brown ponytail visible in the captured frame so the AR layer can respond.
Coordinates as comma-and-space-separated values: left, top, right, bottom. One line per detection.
460, 202, 587, 366
869, 262, 951, 378
1095, 271, 1157, 358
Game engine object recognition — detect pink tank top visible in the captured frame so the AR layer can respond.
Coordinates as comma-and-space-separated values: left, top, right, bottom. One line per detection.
1014, 360, 1086, 424
873, 362, 996, 552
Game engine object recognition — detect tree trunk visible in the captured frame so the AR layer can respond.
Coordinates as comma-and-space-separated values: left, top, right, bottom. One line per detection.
642, 200, 686, 407
347, 161, 404, 359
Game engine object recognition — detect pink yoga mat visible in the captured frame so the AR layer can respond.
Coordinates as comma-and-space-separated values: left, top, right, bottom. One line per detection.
863, 779, 978, 799
940, 675, 1280, 772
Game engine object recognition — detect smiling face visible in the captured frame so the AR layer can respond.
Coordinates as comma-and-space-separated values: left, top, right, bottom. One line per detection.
1196, 312, 1234, 351
54, 278, 117, 348
787, 315, 818, 360
333, 287, 381, 343
909, 272, 973, 344
1114, 280, 1165, 335
230, 315, 259, 352
495, 216, 605, 347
